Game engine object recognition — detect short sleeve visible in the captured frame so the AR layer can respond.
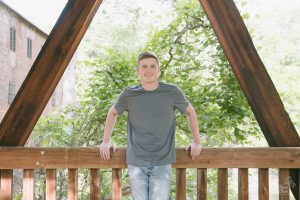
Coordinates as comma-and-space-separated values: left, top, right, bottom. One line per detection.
174, 86, 190, 114
113, 89, 127, 115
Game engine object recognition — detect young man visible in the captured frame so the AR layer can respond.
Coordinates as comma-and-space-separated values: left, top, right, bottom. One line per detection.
99, 51, 202, 200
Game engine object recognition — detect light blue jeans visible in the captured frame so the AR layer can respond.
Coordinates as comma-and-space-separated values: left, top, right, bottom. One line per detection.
128, 164, 172, 200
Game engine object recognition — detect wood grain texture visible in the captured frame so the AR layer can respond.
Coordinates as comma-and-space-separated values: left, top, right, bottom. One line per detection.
0, 170, 13, 200
258, 168, 269, 200
90, 169, 100, 200
197, 168, 207, 200
218, 168, 228, 200
46, 169, 56, 200
279, 169, 289, 200
112, 169, 122, 200
0, 0, 103, 146
198, 1, 300, 198
238, 168, 248, 200
1, 147, 300, 169
176, 168, 186, 200
68, 169, 78, 200
23, 169, 34, 200
198, 0, 299, 147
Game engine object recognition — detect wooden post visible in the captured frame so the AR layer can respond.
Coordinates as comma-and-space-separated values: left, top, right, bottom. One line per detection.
90, 169, 100, 200
0, 0, 104, 146
258, 168, 269, 200
112, 169, 122, 200
198, 1, 300, 198
0, 170, 13, 200
218, 168, 228, 200
176, 168, 186, 200
68, 169, 78, 200
279, 169, 290, 200
23, 169, 34, 200
238, 168, 248, 200
46, 169, 56, 200
197, 168, 207, 200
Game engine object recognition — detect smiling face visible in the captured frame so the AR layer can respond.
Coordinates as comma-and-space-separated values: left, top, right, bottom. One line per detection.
137, 57, 160, 84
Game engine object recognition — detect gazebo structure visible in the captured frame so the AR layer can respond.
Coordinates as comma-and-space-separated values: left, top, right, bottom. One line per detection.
0, 0, 299, 199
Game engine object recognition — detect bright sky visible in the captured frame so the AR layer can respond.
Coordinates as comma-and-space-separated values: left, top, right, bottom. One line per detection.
2, 0, 299, 34
2, 0, 67, 33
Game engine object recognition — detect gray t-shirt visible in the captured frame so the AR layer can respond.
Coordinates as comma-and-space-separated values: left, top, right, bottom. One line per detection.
113, 81, 190, 166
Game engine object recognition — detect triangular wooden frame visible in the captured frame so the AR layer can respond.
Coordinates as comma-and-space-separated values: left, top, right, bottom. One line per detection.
0, 0, 299, 197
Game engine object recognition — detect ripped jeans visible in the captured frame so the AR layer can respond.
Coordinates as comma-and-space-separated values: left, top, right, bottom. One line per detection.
128, 164, 172, 200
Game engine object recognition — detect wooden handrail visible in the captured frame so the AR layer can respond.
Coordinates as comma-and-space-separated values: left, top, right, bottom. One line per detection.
1, 147, 300, 169
1, 147, 298, 200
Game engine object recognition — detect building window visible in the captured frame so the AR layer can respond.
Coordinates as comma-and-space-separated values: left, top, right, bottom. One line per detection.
27, 38, 32, 58
8, 82, 16, 105
10, 27, 16, 52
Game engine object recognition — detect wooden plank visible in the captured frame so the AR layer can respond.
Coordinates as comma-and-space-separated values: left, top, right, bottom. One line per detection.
198, 0, 300, 147
218, 168, 228, 200
198, 0, 300, 197
68, 169, 78, 200
90, 169, 99, 200
0, 170, 13, 200
23, 169, 34, 200
238, 168, 248, 200
0, 0, 104, 146
279, 169, 289, 200
46, 169, 56, 200
176, 168, 186, 200
112, 169, 122, 200
197, 168, 207, 200
258, 168, 269, 200
2, 147, 300, 169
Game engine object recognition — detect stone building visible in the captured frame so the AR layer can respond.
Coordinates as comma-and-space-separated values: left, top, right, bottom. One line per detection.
0, 0, 76, 122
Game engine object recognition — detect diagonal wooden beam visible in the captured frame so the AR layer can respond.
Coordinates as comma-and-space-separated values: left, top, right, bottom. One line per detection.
0, 0, 103, 146
198, 0, 300, 198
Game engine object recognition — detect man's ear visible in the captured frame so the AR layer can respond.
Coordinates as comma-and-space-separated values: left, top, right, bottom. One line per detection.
136, 66, 139, 73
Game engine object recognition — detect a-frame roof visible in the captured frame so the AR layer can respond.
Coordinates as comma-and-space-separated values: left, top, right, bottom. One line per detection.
0, 0, 299, 197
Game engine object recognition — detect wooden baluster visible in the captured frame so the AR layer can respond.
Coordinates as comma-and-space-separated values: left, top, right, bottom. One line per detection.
46, 169, 56, 200
238, 168, 248, 200
197, 168, 207, 200
68, 169, 78, 200
90, 169, 100, 200
0, 169, 13, 200
279, 169, 289, 200
112, 169, 122, 200
299, 171, 300, 198
218, 168, 228, 200
23, 169, 34, 200
258, 168, 269, 200
176, 168, 186, 200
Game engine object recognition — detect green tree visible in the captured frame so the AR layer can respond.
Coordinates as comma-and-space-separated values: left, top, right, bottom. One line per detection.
29, 0, 261, 199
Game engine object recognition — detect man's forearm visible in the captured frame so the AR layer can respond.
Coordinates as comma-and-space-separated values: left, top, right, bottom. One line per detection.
186, 106, 201, 144
102, 106, 118, 143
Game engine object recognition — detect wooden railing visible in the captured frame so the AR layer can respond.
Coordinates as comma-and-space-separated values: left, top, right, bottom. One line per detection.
0, 147, 300, 200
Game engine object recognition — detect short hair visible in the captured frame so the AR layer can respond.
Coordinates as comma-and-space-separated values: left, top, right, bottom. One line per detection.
137, 51, 159, 66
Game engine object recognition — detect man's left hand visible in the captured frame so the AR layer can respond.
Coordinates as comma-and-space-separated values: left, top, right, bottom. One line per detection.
185, 142, 202, 160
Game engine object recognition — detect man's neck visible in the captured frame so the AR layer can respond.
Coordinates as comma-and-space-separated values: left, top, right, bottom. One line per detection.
141, 81, 159, 91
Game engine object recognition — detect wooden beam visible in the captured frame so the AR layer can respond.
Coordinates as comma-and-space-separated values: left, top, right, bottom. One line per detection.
0, 0, 103, 146
198, 0, 300, 147
1, 147, 300, 169
198, 0, 300, 198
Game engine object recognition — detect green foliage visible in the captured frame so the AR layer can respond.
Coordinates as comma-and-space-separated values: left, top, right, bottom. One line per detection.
29, 0, 262, 198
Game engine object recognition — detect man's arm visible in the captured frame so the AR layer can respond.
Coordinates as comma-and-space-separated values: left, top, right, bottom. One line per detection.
186, 103, 202, 160
99, 105, 118, 160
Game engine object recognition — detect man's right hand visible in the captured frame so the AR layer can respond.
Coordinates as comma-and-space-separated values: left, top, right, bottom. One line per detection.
99, 141, 117, 160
